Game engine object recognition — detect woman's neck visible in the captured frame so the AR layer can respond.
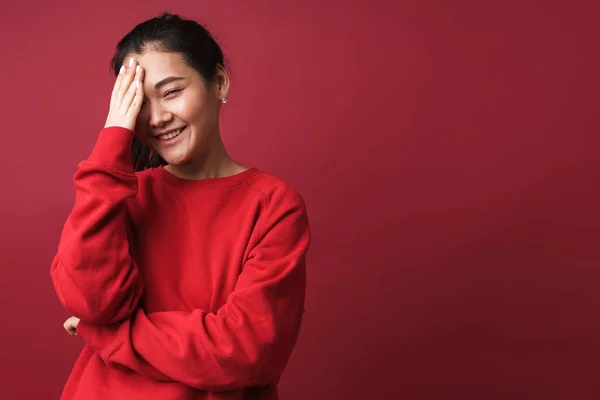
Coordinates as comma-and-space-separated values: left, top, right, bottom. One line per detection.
164, 134, 247, 180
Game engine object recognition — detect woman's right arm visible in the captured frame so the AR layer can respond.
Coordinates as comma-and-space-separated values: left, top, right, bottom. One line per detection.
50, 59, 146, 325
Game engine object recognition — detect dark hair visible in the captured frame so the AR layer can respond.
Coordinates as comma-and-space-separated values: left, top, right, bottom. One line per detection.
110, 12, 226, 171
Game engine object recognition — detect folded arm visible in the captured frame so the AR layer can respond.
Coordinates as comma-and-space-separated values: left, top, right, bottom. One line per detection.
77, 188, 311, 391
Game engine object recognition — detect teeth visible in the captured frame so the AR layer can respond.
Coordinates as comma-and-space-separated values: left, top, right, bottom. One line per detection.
159, 129, 183, 140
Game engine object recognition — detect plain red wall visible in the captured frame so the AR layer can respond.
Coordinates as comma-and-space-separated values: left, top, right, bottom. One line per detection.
1, 0, 598, 398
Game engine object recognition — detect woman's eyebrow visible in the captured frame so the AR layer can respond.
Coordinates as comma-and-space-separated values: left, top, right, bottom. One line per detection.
154, 76, 186, 89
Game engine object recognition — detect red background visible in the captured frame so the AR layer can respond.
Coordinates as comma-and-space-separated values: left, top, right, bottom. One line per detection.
1, 0, 599, 398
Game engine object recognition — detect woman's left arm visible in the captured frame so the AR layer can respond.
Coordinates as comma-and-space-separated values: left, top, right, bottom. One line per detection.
76, 189, 310, 391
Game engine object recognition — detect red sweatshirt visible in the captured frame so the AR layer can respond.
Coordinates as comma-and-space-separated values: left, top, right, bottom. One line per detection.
50, 127, 310, 400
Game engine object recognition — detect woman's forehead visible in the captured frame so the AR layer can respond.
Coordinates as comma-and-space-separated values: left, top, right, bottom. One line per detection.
131, 51, 193, 88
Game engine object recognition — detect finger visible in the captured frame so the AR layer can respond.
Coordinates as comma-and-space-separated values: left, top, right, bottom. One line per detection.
64, 324, 74, 335
116, 58, 137, 103
127, 84, 144, 117
115, 58, 138, 106
110, 64, 127, 109
128, 69, 145, 114
120, 65, 143, 113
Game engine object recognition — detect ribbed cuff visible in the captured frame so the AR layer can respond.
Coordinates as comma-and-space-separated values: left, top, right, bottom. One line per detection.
88, 127, 135, 174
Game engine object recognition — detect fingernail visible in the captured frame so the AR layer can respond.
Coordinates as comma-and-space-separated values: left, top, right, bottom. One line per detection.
129, 58, 135, 67
136, 65, 141, 74
119, 65, 125, 74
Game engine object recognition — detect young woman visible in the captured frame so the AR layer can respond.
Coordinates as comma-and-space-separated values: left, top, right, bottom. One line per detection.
50, 12, 310, 400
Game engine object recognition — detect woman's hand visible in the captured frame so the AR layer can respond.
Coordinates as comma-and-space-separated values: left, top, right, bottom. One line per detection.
63, 316, 81, 336
104, 57, 145, 131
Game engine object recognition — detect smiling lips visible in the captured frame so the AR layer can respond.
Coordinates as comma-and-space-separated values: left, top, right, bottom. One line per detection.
156, 127, 186, 141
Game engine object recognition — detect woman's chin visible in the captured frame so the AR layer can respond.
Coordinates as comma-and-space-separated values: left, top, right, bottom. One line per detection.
154, 134, 197, 166
159, 150, 192, 167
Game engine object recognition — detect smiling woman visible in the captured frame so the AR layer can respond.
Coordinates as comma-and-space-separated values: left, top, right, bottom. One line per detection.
50, 12, 310, 400
131, 50, 233, 176
110, 14, 239, 178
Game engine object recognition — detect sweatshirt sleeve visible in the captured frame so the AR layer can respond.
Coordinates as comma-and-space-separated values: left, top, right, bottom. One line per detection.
76, 189, 310, 391
50, 126, 144, 324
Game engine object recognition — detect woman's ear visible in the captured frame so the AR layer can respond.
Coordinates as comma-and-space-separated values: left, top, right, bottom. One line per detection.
214, 64, 230, 102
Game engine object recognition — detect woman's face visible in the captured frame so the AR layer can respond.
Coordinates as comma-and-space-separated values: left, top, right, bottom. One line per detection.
131, 50, 227, 166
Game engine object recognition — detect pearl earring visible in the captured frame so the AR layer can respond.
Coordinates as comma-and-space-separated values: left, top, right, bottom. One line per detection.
222, 98, 227, 104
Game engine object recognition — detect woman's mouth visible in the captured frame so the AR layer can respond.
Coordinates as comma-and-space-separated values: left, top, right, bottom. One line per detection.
158, 127, 186, 141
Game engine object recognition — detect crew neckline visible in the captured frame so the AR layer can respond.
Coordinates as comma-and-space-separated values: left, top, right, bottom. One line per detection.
152, 165, 259, 189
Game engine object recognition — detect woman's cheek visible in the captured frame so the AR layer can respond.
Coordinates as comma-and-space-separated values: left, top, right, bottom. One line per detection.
170, 97, 189, 118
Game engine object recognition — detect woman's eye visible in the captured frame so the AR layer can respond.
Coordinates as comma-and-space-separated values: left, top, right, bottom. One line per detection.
165, 89, 182, 97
